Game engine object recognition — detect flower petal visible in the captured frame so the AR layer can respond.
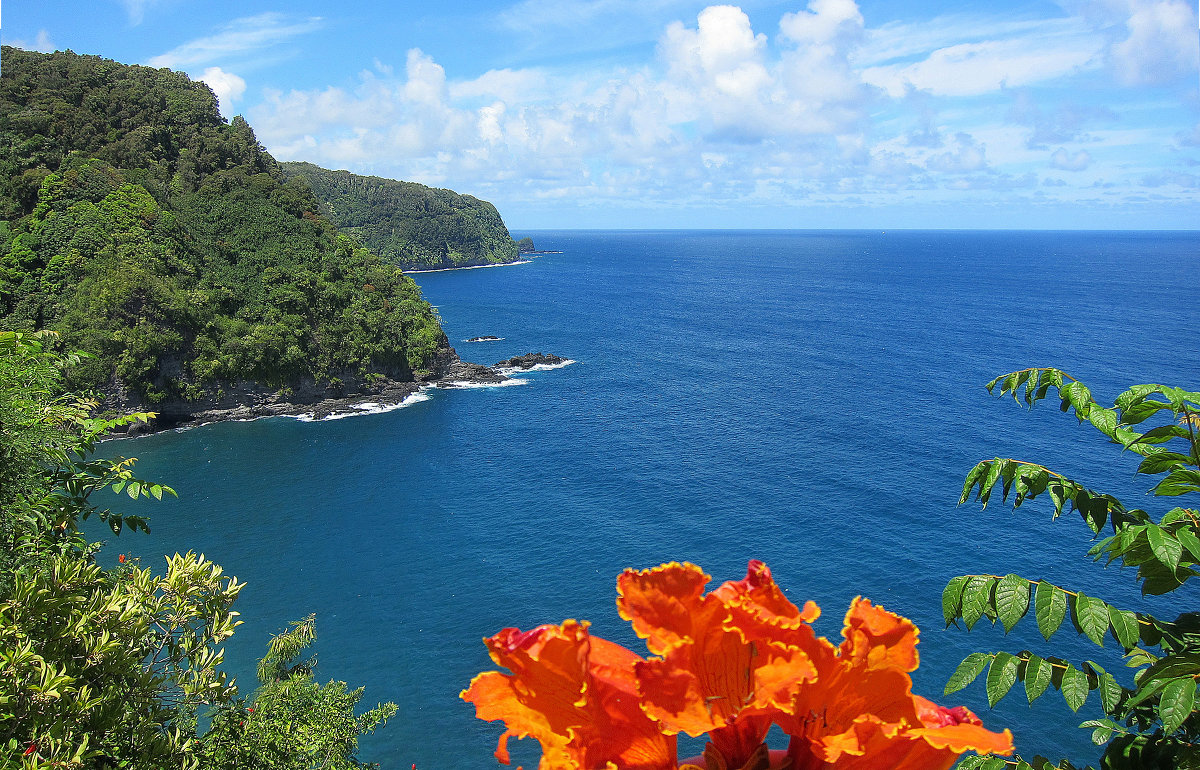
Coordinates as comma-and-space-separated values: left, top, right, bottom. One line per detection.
838, 598, 919, 673
463, 621, 677, 770
617, 562, 712, 656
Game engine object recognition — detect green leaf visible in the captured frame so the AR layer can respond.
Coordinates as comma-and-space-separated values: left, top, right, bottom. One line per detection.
1061, 381, 1094, 419
962, 575, 994, 630
1024, 654, 1053, 703
995, 573, 1031, 633
1080, 718, 1123, 746
1153, 468, 1200, 497
1088, 407, 1119, 438
1158, 677, 1196, 733
1035, 581, 1068, 640
943, 576, 969, 626
1122, 676, 1169, 710
1060, 665, 1089, 711
1131, 424, 1191, 445
1121, 400, 1171, 426
1108, 606, 1140, 650
1175, 526, 1200, 562
946, 652, 991, 695
1146, 524, 1184, 571
1098, 671, 1122, 714
1141, 652, 1200, 684
1073, 592, 1108, 646
1137, 452, 1193, 475
986, 651, 1021, 707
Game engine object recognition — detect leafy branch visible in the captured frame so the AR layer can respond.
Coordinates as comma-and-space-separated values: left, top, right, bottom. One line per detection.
945, 368, 1200, 769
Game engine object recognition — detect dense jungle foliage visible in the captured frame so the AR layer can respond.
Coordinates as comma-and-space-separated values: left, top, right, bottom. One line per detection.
0, 47, 450, 404
280, 161, 520, 271
0, 330, 395, 769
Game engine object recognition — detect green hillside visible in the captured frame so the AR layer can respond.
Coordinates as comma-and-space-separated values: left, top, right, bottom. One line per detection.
281, 161, 520, 270
0, 47, 451, 412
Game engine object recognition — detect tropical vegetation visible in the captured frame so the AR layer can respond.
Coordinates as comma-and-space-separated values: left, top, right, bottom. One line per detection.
0, 46, 461, 409
942, 369, 1200, 769
0, 329, 395, 769
281, 161, 522, 271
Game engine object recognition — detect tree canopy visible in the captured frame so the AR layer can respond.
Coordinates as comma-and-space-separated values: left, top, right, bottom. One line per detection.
0, 47, 452, 410
281, 161, 521, 271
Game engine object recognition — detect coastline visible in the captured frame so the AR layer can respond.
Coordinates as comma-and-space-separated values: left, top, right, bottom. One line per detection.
402, 251, 562, 275
403, 258, 533, 275
114, 354, 570, 437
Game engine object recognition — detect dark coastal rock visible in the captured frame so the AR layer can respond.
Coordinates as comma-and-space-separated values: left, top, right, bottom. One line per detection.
494, 352, 569, 370
437, 359, 509, 386
102, 344, 513, 434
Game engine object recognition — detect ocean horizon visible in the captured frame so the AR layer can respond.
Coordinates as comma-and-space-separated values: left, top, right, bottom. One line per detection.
102, 229, 1200, 768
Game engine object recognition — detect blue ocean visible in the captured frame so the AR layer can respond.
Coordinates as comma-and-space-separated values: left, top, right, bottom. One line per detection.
103, 230, 1198, 768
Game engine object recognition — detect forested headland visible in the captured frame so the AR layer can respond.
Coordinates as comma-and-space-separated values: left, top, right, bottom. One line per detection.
0, 46, 520, 423
281, 162, 524, 271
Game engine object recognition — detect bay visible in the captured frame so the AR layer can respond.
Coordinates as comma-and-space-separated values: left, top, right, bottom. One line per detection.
104, 230, 1199, 767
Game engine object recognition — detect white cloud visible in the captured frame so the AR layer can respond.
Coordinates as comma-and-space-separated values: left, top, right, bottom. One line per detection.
927, 132, 988, 172
239, 2, 1192, 219
1050, 147, 1093, 170
6, 29, 56, 52
659, 5, 771, 123
148, 13, 323, 69
862, 33, 1101, 97
198, 67, 246, 117
1109, 0, 1199, 85
118, 0, 158, 26
449, 68, 549, 105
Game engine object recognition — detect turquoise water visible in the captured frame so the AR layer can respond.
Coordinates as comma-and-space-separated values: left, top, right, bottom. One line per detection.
104, 230, 1199, 767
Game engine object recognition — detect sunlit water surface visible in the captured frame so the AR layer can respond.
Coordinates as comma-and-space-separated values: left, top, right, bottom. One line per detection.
102, 230, 1199, 768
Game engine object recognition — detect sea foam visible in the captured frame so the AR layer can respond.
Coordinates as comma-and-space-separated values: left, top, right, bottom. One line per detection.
494, 359, 576, 376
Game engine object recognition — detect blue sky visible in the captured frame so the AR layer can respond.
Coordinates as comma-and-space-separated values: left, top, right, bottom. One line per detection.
4, 0, 1199, 228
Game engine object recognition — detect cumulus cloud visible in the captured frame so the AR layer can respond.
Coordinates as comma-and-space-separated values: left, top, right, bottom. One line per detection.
1109, 0, 1200, 85
148, 13, 323, 69
237, 1, 1194, 218
198, 67, 247, 117
659, 5, 772, 138
927, 132, 988, 172
1050, 147, 1092, 170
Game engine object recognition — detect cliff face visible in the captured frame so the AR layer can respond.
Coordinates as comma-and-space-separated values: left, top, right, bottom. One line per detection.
0, 47, 489, 416
281, 162, 520, 271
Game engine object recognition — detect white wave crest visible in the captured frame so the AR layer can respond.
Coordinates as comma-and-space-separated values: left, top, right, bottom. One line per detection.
295, 390, 432, 422
405, 260, 532, 274
438, 378, 529, 389
495, 359, 576, 376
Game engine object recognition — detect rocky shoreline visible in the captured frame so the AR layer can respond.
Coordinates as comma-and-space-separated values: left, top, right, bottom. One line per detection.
112, 350, 568, 435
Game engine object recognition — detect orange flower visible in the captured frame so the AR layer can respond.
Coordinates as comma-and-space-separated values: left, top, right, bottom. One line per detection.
617, 561, 821, 769
464, 562, 1013, 770
461, 620, 677, 770
777, 598, 1014, 769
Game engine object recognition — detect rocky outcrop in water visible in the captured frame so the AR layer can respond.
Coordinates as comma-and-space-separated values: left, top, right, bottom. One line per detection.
494, 353, 570, 370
